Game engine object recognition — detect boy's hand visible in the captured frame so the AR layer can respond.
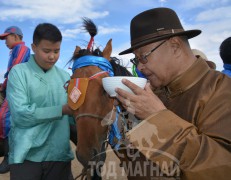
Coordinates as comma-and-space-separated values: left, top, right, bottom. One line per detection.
62, 104, 74, 116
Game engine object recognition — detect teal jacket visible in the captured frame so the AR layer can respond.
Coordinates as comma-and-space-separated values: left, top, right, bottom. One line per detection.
6, 55, 74, 164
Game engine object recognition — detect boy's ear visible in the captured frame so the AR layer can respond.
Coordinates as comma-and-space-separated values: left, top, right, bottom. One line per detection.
31, 43, 36, 52
14, 34, 21, 41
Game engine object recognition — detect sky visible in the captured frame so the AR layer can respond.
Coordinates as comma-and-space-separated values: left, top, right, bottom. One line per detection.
0, 0, 231, 82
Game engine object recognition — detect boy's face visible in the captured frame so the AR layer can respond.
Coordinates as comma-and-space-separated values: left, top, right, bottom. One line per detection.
4, 34, 19, 49
32, 39, 61, 71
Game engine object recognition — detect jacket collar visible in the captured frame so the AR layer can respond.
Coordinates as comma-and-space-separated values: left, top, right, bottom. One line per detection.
28, 55, 55, 75
164, 57, 210, 98
12, 41, 25, 48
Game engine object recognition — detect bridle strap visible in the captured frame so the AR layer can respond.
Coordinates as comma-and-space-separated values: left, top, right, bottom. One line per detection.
89, 71, 108, 80
75, 113, 105, 120
73, 105, 116, 180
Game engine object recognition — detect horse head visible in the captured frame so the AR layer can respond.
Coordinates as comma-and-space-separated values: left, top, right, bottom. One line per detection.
72, 40, 114, 167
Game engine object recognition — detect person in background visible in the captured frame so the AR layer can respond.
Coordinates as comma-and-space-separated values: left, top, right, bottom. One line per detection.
0, 88, 4, 108
0, 26, 30, 173
117, 7, 231, 179
192, 48, 216, 69
7, 23, 74, 180
219, 37, 231, 77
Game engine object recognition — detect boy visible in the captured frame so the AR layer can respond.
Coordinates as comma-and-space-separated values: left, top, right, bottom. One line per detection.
6, 23, 74, 180
0, 26, 30, 173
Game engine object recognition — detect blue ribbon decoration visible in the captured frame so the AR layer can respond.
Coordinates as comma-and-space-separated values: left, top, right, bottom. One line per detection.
72, 55, 114, 77
108, 106, 123, 150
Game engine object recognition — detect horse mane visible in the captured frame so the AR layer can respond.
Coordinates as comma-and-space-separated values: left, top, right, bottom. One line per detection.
110, 57, 133, 76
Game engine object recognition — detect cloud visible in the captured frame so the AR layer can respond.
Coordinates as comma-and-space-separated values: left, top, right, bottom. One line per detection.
196, 6, 231, 22
98, 26, 124, 35
179, 0, 229, 9
61, 27, 82, 38
60, 24, 124, 41
0, 0, 109, 24
173, 4, 230, 71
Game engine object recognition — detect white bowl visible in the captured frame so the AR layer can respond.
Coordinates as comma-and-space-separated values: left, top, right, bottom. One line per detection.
102, 76, 147, 97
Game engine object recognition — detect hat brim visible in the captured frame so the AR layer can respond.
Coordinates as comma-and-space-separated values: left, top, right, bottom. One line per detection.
0, 33, 10, 40
119, 30, 201, 55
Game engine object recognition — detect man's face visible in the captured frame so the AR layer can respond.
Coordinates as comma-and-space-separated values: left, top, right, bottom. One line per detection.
134, 39, 175, 89
32, 39, 61, 71
4, 34, 18, 49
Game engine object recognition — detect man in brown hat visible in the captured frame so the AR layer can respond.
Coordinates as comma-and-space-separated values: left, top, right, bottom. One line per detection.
116, 7, 231, 179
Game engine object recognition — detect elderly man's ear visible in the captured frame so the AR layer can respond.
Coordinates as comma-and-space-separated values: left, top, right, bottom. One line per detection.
169, 37, 184, 57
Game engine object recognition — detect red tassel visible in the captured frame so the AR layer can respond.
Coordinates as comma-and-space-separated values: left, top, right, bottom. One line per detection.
87, 37, 94, 50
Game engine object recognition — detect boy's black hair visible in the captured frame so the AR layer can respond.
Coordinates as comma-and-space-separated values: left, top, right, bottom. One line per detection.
33, 23, 62, 45
220, 37, 231, 64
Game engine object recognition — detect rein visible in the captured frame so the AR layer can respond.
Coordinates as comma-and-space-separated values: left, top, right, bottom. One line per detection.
74, 104, 118, 180
74, 104, 134, 180
75, 113, 105, 120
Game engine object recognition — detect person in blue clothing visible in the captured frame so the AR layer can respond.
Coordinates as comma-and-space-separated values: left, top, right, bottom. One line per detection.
0, 26, 30, 173
6, 23, 74, 180
220, 37, 231, 77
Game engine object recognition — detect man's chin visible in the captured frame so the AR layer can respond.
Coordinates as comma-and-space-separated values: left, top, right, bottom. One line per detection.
149, 79, 162, 89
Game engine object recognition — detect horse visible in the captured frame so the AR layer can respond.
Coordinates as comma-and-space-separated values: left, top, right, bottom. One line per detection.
68, 18, 167, 180
66, 17, 134, 179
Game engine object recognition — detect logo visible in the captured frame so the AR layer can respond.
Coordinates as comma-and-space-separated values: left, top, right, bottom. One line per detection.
89, 147, 180, 179
94, 101, 181, 179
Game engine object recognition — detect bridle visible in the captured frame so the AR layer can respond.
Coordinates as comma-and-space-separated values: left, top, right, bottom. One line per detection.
71, 70, 112, 121
71, 69, 133, 180
70, 69, 113, 180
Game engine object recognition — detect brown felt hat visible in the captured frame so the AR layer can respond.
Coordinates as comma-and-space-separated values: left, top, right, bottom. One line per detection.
119, 7, 201, 55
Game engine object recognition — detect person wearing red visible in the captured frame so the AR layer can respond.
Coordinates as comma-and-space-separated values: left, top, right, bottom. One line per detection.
0, 26, 30, 173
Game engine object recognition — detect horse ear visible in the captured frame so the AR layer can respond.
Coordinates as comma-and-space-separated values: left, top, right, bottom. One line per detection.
102, 39, 112, 61
74, 46, 81, 56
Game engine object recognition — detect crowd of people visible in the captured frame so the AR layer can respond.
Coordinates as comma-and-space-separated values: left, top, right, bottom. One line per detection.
0, 6, 230, 180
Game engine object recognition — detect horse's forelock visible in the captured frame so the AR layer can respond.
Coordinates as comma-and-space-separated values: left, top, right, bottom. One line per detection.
69, 49, 92, 63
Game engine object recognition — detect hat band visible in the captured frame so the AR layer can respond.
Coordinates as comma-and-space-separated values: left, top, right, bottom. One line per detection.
131, 28, 184, 46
